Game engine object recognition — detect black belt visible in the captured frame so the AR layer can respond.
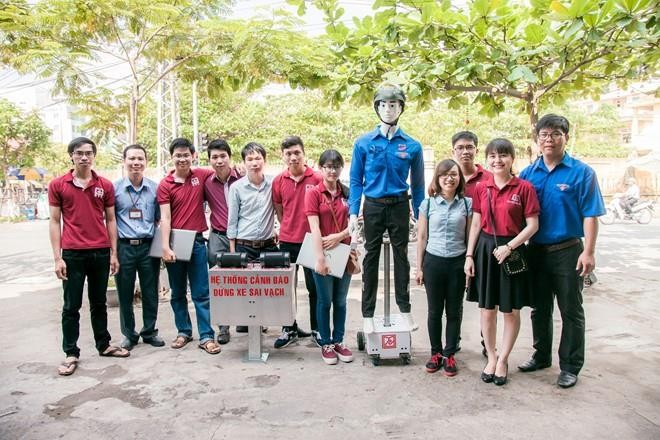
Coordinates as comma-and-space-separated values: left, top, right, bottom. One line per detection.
235, 238, 276, 249
533, 238, 581, 253
212, 229, 227, 236
119, 238, 152, 246
365, 192, 409, 205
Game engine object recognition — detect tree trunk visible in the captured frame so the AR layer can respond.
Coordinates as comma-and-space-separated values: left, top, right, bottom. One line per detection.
525, 99, 539, 164
128, 84, 139, 145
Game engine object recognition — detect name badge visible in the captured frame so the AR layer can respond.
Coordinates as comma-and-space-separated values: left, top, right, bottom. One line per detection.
129, 208, 143, 220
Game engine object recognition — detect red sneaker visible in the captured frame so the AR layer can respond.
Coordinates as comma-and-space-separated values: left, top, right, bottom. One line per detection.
322, 344, 338, 365
333, 343, 354, 363
443, 354, 458, 377
425, 353, 443, 373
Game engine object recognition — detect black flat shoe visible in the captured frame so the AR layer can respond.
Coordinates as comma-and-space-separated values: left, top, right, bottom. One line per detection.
481, 371, 494, 383
518, 357, 551, 372
557, 371, 578, 388
493, 363, 508, 386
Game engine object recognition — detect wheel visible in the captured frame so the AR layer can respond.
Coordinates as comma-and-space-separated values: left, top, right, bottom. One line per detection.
371, 355, 380, 366
357, 331, 365, 351
599, 208, 615, 225
636, 208, 653, 224
400, 353, 411, 365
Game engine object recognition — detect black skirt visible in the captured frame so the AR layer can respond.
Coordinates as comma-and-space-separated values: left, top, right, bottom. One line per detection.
466, 232, 531, 312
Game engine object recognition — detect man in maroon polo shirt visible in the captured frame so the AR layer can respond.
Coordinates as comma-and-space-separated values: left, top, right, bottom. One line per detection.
204, 138, 239, 344
451, 130, 491, 356
271, 136, 322, 349
157, 137, 220, 355
49, 137, 129, 376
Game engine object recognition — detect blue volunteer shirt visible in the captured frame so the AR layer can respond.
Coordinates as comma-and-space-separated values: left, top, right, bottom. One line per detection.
113, 177, 160, 239
349, 126, 425, 218
520, 153, 605, 245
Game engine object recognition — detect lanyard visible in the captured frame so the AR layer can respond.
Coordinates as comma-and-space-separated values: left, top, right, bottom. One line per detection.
127, 186, 142, 208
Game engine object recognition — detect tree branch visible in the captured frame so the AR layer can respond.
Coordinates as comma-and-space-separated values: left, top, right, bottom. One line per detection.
444, 83, 528, 100
137, 55, 193, 101
111, 14, 138, 83
540, 49, 612, 97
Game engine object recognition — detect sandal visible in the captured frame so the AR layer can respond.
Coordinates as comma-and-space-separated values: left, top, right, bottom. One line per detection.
57, 357, 78, 376
199, 340, 221, 355
100, 345, 130, 358
171, 335, 193, 349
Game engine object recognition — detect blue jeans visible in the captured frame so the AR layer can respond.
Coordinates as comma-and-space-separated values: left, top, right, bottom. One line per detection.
313, 271, 352, 346
165, 239, 214, 342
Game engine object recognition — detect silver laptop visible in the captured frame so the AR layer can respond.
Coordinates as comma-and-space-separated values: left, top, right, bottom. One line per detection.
149, 227, 197, 262
296, 232, 351, 279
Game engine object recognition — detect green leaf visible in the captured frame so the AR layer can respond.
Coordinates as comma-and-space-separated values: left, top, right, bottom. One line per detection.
524, 23, 546, 44
507, 65, 538, 83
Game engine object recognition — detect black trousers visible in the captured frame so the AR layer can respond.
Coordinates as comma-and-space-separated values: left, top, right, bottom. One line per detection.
61, 248, 112, 357
423, 252, 465, 356
361, 198, 410, 317
279, 241, 318, 332
528, 241, 585, 375
115, 241, 160, 343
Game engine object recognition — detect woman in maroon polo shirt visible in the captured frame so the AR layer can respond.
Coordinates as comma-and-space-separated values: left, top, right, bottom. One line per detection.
305, 149, 354, 365
464, 138, 540, 386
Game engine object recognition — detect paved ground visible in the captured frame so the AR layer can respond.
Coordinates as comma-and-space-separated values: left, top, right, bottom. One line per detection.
0, 219, 659, 439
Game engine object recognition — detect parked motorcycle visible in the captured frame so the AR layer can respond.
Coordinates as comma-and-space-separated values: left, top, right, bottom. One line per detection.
599, 196, 655, 225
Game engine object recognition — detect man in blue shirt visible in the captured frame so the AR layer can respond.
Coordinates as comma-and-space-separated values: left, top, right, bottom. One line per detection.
518, 114, 605, 388
349, 83, 425, 333
114, 144, 164, 351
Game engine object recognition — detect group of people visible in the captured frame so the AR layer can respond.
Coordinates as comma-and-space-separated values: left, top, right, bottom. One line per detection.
49, 83, 604, 390
49, 132, 358, 375
416, 116, 605, 389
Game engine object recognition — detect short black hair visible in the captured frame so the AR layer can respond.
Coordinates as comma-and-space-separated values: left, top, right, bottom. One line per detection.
207, 139, 231, 158
281, 135, 305, 152
68, 137, 96, 155
169, 137, 194, 155
318, 149, 344, 168
241, 142, 267, 161
485, 138, 516, 159
123, 144, 147, 159
536, 114, 570, 135
451, 131, 478, 148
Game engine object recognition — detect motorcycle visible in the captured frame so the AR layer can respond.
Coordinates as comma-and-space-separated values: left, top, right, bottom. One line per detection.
599, 196, 654, 225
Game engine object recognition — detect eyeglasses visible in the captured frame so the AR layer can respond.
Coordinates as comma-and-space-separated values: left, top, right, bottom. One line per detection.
454, 145, 476, 152
72, 151, 94, 157
440, 173, 459, 180
537, 132, 564, 140
322, 165, 342, 172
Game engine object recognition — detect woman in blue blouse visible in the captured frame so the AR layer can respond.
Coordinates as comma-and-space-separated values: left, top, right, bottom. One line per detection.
416, 159, 472, 376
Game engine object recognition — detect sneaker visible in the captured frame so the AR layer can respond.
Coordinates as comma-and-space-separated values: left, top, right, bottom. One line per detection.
443, 354, 458, 377
120, 338, 138, 351
321, 344, 338, 365
311, 330, 322, 348
425, 353, 443, 373
333, 343, 354, 363
274, 329, 298, 349
296, 327, 312, 338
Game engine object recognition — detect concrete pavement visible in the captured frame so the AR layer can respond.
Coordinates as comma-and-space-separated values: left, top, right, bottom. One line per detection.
0, 219, 659, 439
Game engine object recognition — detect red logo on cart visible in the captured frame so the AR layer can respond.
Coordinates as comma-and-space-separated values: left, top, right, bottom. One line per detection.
382, 334, 397, 349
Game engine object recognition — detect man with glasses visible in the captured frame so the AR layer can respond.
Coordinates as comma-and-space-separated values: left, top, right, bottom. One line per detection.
49, 137, 129, 376
113, 144, 164, 352
349, 83, 425, 334
271, 136, 322, 348
157, 138, 221, 355
451, 130, 491, 356
519, 114, 605, 388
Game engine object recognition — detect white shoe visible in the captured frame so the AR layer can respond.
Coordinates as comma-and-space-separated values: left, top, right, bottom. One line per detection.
403, 313, 418, 331
363, 317, 375, 334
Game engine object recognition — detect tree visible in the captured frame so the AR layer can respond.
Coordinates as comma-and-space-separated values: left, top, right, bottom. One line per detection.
293, 0, 659, 156
2, 0, 328, 146
0, 99, 51, 184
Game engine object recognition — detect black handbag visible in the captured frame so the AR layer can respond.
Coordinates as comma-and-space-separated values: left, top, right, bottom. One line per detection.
486, 189, 528, 276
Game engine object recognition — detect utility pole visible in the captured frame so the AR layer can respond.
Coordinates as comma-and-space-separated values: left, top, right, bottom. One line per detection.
192, 80, 199, 149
